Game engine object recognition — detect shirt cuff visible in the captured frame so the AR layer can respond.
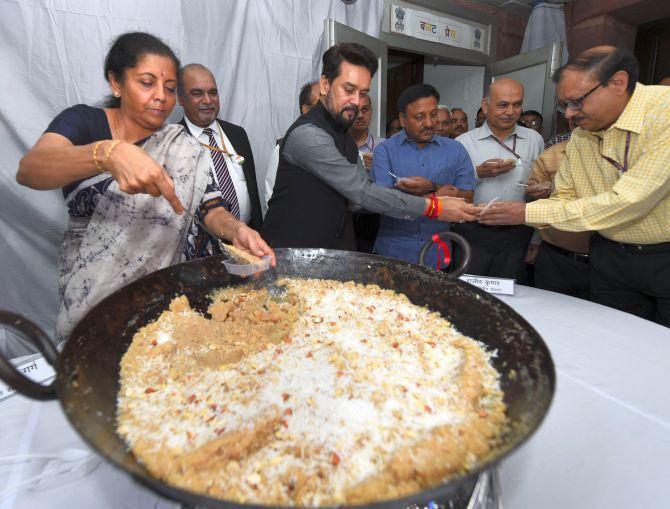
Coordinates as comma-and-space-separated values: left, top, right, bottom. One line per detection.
525, 201, 550, 226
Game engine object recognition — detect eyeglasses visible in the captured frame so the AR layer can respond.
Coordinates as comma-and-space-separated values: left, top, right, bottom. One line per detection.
557, 81, 604, 113
520, 119, 542, 127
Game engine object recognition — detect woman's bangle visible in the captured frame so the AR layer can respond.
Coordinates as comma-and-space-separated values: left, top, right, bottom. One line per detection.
103, 139, 122, 167
92, 140, 105, 173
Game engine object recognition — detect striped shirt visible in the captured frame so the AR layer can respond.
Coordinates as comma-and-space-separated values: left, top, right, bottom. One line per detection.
526, 83, 670, 244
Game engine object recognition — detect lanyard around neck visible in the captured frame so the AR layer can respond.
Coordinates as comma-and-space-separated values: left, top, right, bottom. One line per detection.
199, 122, 232, 156
491, 133, 520, 159
601, 132, 632, 174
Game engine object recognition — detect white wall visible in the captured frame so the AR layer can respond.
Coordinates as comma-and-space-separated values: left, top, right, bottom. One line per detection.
423, 64, 485, 130
494, 62, 547, 113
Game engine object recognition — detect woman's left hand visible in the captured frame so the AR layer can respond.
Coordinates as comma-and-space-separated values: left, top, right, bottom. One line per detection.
231, 223, 276, 267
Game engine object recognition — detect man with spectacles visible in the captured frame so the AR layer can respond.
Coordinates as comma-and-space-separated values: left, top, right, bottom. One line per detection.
519, 110, 543, 136
478, 46, 670, 327
475, 107, 486, 128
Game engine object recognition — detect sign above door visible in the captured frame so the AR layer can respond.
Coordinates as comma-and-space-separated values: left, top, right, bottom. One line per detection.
390, 3, 489, 54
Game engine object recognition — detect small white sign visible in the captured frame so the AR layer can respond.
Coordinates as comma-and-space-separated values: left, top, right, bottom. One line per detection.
390, 4, 486, 53
459, 274, 516, 295
0, 355, 55, 402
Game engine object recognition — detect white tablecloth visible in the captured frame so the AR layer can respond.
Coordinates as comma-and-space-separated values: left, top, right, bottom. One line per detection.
1, 286, 669, 509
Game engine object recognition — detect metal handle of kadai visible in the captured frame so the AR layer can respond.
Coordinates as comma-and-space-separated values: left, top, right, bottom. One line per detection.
0, 311, 58, 400
418, 231, 472, 277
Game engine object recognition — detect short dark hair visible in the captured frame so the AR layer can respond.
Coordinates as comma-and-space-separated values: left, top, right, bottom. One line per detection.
103, 32, 180, 108
521, 110, 543, 122
298, 81, 318, 111
397, 84, 440, 114
552, 47, 638, 94
476, 107, 484, 115
321, 43, 378, 82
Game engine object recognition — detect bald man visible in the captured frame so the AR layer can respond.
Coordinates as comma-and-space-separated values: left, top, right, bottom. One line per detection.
478, 46, 670, 326
178, 63, 263, 231
435, 104, 452, 137
454, 78, 544, 283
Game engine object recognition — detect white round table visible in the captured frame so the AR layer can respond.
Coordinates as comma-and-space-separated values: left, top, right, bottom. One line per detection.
1, 286, 668, 509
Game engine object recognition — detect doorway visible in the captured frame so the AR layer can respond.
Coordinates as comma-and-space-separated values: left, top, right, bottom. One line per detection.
386, 48, 485, 135
326, 20, 561, 139
386, 49, 424, 129
635, 16, 670, 84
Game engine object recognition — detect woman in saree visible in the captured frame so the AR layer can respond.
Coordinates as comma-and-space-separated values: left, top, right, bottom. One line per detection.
16, 32, 274, 341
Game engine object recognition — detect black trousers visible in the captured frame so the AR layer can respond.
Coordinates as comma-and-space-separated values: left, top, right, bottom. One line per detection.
451, 222, 533, 284
353, 212, 380, 254
589, 234, 670, 327
534, 242, 589, 300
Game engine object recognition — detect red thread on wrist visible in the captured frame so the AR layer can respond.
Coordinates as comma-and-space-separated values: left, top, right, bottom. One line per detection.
425, 194, 440, 219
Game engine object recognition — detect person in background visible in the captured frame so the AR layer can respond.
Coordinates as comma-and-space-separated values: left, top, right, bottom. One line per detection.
386, 116, 402, 137
475, 106, 486, 128
435, 104, 452, 137
177, 63, 263, 232
454, 78, 544, 284
478, 46, 670, 327
349, 94, 384, 252
350, 95, 383, 171
519, 109, 544, 136
15, 32, 273, 340
545, 115, 574, 149
262, 43, 477, 249
371, 84, 475, 267
450, 107, 469, 138
263, 81, 319, 214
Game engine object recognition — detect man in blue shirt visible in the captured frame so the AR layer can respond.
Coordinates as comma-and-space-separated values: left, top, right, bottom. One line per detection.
372, 84, 475, 268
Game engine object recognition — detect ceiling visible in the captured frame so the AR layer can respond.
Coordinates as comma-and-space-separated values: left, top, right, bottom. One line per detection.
475, 0, 573, 18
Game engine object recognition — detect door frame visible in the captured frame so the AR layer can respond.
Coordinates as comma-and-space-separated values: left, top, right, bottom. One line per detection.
324, 19, 388, 138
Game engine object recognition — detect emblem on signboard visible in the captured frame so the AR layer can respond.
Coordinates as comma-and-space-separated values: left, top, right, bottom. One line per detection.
474, 28, 482, 49
394, 7, 406, 32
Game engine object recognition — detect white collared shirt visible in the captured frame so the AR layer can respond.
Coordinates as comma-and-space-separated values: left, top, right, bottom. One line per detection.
357, 131, 384, 154
263, 143, 280, 217
184, 117, 251, 224
456, 122, 544, 204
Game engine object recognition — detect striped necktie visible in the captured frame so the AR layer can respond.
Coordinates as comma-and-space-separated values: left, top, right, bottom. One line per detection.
202, 127, 240, 219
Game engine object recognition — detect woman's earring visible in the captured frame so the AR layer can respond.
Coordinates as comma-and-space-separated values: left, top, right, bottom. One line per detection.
113, 91, 120, 97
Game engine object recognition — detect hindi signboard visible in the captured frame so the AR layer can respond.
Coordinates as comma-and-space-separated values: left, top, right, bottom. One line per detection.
390, 4, 486, 53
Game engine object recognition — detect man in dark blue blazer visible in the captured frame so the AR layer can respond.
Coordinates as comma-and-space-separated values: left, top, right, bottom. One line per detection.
178, 63, 262, 231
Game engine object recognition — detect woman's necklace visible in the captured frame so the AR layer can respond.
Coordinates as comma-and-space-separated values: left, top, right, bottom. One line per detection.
113, 109, 124, 141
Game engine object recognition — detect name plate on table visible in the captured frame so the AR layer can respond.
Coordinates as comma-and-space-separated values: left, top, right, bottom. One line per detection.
0, 355, 55, 403
459, 275, 515, 295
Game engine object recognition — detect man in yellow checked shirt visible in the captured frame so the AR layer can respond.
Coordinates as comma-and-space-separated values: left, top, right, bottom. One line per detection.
477, 46, 670, 327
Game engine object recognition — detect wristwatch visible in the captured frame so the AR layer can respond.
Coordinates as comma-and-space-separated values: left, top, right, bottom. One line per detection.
429, 181, 438, 194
